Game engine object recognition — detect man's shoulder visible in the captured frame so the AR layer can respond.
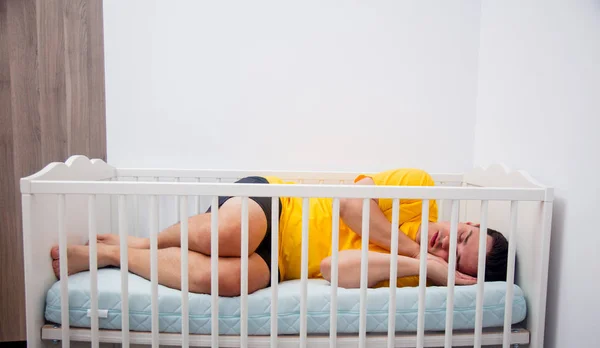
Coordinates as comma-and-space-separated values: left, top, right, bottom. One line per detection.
367, 168, 433, 185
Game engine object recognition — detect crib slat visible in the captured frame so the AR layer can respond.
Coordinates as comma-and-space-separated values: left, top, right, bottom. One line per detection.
180, 196, 190, 348
444, 200, 460, 348
57, 194, 69, 348
211, 196, 219, 348
149, 195, 159, 348
196, 178, 202, 214
359, 198, 370, 348
271, 197, 280, 348
387, 198, 400, 348
417, 200, 430, 348
88, 195, 99, 348
474, 200, 489, 348
300, 197, 310, 348
118, 195, 130, 348
330, 198, 340, 348
503, 201, 518, 348
133, 177, 139, 237
174, 178, 181, 223
241, 197, 249, 348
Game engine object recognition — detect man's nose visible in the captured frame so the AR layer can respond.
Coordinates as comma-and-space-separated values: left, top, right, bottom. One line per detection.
442, 236, 449, 250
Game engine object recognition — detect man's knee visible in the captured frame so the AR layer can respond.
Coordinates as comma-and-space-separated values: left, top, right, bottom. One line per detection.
189, 262, 242, 296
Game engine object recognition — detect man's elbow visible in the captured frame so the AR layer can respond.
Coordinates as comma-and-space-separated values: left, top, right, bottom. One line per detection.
339, 198, 349, 218
320, 253, 362, 288
339, 197, 360, 221
320, 257, 332, 282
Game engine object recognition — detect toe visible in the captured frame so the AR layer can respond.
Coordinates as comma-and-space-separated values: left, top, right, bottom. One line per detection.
96, 234, 108, 244
50, 245, 59, 260
52, 260, 60, 278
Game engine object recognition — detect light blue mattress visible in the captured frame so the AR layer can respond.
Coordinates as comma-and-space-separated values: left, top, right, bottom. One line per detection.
45, 269, 526, 334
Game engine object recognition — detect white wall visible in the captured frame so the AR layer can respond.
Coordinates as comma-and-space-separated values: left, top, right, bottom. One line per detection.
474, 1, 600, 347
103, 0, 482, 173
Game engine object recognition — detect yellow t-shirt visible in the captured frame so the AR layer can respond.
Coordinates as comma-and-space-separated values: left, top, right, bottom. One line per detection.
265, 168, 438, 288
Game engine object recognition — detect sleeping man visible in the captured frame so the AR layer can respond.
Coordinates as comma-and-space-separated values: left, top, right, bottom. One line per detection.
50, 169, 509, 296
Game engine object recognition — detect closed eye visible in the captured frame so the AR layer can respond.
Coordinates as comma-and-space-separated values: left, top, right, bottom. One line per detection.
457, 231, 474, 271
456, 231, 473, 270
464, 230, 473, 244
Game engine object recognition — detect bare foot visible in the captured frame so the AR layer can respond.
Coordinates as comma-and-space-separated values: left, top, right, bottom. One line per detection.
50, 244, 118, 279
95, 234, 149, 249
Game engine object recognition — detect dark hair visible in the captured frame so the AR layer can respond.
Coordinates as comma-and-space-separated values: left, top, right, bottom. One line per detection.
485, 228, 509, 282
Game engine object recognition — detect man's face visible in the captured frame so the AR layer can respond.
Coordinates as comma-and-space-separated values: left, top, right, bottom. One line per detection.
419, 222, 493, 276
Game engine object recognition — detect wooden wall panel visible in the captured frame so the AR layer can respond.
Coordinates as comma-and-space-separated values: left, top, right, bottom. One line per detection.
0, 0, 106, 341
87, 0, 106, 159
4, 0, 40, 340
38, 0, 68, 164
0, 0, 22, 343
64, 0, 90, 155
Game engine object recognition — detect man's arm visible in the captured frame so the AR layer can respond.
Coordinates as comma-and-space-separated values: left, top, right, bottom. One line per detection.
320, 250, 477, 288
320, 250, 420, 288
339, 177, 420, 258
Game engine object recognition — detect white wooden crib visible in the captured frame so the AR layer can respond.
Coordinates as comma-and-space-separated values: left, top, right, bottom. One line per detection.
20, 156, 553, 348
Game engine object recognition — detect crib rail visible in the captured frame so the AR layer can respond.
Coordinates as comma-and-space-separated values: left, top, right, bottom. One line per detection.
41, 325, 531, 347
22, 158, 553, 348
115, 168, 464, 185
23, 180, 548, 201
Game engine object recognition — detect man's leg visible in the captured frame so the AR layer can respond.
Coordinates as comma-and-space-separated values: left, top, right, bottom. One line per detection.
50, 244, 271, 296
97, 197, 268, 257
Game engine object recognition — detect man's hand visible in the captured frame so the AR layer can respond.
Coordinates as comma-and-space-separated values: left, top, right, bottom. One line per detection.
425, 254, 477, 286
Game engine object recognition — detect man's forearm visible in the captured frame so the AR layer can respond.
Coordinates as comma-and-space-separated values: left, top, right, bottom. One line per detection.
339, 198, 420, 258
320, 250, 421, 288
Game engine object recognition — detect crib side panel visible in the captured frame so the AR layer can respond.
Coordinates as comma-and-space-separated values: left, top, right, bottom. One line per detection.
461, 164, 551, 348
21, 155, 115, 192
23, 194, 112, 347
21, 156, 115, 347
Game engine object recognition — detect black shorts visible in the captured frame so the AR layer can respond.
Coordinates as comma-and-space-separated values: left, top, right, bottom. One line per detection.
205, 176, 282, 286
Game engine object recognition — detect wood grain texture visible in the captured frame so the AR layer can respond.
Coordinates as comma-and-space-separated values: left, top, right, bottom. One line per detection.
87, 0, 107, 161
38, 0, 68, 164
64, 0, 90, 156
0, 0, 107, 341
0, 0, 23, 342
7, 0, 42, 173
0, 2, 11, 117
4, 0, 39, 341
